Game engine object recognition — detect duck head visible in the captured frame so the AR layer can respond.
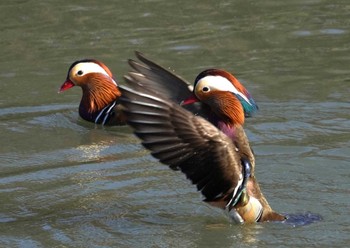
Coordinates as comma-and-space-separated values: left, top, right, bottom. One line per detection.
182, 69, 258, 126
59, 59, 121, 121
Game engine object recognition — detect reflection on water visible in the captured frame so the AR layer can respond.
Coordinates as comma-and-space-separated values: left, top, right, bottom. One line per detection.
0, 0, 349, 247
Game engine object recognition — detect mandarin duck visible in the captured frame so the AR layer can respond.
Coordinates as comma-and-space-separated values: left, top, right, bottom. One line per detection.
127, 52, 258, 172
118, 52, 285, 223
59, 59, 126, 125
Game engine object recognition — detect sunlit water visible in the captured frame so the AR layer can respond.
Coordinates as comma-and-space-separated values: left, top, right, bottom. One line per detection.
0, 1, 349, 247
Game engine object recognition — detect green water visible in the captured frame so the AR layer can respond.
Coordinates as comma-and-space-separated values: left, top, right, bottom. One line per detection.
0, 1, 349, 247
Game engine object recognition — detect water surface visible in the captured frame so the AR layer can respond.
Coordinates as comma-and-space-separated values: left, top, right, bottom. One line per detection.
0, 0, 349, 247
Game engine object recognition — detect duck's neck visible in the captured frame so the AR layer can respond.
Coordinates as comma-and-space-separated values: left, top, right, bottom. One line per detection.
79, 83, 121, 122
209, 114, 237, 140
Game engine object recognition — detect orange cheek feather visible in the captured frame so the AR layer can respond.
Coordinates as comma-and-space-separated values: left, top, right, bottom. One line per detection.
206, 91, 245, 126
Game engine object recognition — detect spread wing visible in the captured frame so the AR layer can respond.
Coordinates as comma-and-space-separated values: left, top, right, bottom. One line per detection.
119, 76, 244, 202
128, 51, 193, 103
128, 51, 206, 116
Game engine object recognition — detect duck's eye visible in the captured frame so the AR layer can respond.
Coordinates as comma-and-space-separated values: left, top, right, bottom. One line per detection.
77, 70, 83, 76
202, 86, 210, 92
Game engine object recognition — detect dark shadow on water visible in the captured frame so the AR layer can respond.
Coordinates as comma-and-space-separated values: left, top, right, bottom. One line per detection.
281, 212, 322, 227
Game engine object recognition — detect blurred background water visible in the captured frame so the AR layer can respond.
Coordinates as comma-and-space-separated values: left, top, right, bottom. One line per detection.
0, 0, 349, 247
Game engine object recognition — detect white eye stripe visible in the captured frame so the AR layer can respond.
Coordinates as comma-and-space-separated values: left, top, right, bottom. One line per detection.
71, 62, 118, 86
196, 75, 238, 93
195, 75, 251, 105
111, 78, 117, 86
72, 62, 110, 78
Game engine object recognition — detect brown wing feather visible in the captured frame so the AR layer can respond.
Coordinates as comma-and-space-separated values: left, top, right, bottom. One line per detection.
128, 51, 193, 103
119, 76, 243, 202
128, 52, 206, 116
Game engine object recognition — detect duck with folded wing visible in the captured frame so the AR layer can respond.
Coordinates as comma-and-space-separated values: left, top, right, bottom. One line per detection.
59, 59, 126, 125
